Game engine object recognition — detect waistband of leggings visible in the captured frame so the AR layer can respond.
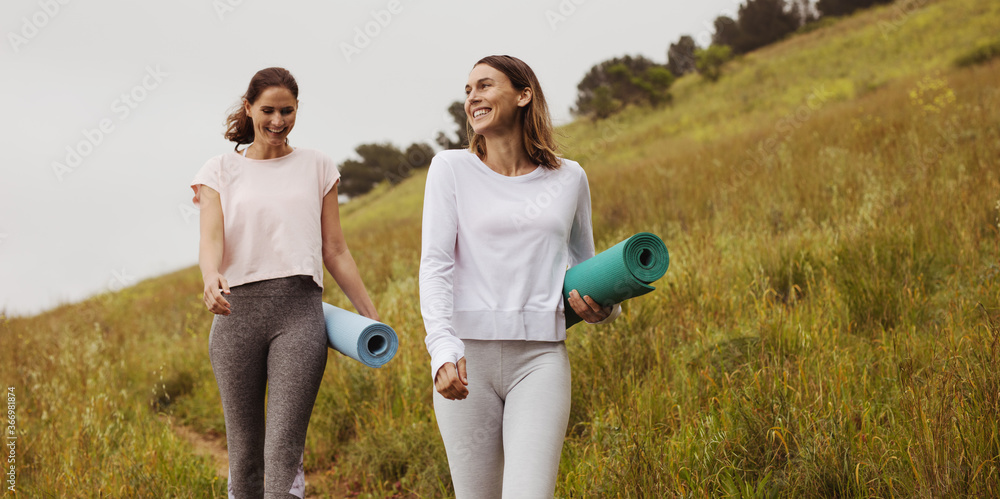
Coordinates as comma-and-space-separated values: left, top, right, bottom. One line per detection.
228, 275, 321, 296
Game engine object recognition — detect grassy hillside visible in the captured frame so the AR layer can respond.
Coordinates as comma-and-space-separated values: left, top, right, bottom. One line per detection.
2, 0, 999, 496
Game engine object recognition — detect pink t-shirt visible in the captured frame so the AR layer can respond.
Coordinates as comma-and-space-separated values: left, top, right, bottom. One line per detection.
190, 147, 341, 289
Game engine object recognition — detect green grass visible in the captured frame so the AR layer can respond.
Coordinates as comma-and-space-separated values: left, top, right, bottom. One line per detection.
955, 37, 1000, 67
3, 0, 1000, 496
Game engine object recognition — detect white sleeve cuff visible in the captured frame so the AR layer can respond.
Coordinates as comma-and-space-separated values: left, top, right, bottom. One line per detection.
429, 342, 465, 382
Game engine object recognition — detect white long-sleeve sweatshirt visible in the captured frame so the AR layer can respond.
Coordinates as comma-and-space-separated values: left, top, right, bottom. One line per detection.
419, 149, 619, 379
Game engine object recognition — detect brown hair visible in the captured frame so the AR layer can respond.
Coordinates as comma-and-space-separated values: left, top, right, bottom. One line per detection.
223, 67, 299, 150
468, 55, 560, 169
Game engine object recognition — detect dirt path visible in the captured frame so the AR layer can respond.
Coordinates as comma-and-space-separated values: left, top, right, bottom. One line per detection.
165, 417, 230, 477
163, 416, 350, 496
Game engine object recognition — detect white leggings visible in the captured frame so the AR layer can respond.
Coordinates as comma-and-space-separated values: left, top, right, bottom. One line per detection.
433, 339, 572, 499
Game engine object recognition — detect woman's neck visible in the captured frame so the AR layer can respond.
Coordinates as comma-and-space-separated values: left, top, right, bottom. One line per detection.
481, 132, 536, 177
246, 142, 293, 160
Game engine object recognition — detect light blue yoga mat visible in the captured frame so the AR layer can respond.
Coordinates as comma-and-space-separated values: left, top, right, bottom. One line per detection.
322, 303, 398, 368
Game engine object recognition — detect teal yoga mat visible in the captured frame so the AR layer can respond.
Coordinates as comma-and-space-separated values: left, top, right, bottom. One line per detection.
563, 232, 670, 327
322, 303, 398, 368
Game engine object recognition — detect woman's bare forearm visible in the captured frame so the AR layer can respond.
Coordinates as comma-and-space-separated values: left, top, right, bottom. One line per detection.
324, 247, 378, 320
199, 233, 224, 277
198, 189, 226, 282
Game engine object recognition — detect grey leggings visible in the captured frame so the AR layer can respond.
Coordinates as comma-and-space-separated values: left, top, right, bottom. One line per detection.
209, 275, 327, 499
433, 339, 572, 499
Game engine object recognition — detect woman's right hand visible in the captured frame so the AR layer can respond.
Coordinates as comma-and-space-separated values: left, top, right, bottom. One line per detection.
435, 357, 468, 400
203, 273, 232, 315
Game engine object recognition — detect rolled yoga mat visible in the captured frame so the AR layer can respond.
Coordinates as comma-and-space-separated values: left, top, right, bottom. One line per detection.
563, 232, 670, 327
321, 302, 399, 368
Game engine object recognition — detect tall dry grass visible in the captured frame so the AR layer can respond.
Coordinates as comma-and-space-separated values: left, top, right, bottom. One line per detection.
2, 0, 998, 496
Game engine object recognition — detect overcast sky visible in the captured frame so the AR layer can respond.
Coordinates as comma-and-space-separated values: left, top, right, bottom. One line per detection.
1, 0, 741, 317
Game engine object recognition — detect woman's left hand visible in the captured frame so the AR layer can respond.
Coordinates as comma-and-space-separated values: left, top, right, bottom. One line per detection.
568, 289, 612, 324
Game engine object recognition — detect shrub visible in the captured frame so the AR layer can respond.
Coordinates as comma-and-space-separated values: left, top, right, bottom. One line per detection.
695, 45, 734, 82
955, 39, 1000, 67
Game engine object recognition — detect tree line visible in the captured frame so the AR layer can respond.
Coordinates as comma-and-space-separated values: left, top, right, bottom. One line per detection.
339, 0, 893, 198
575, 0, 893, 119
336, 101, 468, 198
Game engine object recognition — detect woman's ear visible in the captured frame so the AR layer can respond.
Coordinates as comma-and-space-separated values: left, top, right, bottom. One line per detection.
244, 98, 251, 117
517, 87, 533, 108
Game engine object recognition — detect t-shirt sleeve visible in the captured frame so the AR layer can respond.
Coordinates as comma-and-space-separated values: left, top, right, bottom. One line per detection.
190, 156, 222, 207
321, 153, 341, 197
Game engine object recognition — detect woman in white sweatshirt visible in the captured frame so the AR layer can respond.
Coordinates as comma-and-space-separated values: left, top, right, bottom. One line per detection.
419, 55, 620, 499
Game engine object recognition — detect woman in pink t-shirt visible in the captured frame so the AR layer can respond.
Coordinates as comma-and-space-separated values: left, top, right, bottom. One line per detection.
190, 67, 379, 499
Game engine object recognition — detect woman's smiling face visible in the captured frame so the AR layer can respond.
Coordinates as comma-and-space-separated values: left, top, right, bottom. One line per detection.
465, 64, 530, 138
244, 86, 297, 147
